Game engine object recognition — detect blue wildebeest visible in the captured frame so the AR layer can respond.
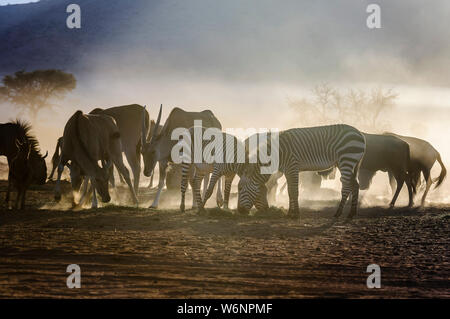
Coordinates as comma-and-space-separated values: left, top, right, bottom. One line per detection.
54, 111, 138, 208
385, 133, 446, 206
0, 121, 48, 209
141, 105, 224, 208
358, 133, 414, 207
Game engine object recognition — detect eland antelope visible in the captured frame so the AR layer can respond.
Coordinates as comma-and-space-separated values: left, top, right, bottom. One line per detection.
54, 110, 138, 208
141, 105, 223, 208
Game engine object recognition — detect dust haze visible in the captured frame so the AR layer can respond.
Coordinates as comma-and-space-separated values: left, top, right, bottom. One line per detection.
1, 0, 450, 208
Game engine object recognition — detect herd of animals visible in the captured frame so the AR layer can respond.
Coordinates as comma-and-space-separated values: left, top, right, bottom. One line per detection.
0, 104, 447, 219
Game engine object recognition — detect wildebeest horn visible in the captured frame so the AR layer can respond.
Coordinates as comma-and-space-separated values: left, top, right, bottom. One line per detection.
43, 151, 48, 159
141, 105, 147, 148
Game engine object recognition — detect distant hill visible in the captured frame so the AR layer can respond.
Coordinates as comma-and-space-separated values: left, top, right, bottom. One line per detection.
0, 0, 156, 76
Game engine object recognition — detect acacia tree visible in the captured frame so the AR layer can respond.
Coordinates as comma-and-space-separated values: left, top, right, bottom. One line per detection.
0, 69, 76, 122
288, 83, 397, 132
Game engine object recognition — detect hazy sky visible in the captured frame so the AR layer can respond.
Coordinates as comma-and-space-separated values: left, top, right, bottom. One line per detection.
0, 0, 38, 5
1, 0, 450, 155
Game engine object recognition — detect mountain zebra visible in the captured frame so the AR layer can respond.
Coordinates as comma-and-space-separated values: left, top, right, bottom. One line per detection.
202, 133, 286, 209
178, 127, 245, 212
237, 124, 366, 219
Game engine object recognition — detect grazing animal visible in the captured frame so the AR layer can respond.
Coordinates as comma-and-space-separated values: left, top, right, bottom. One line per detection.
178, 127, 246, 212
49, 136, 121, 204
89, 104, 150, 194
51, 105, 154, 194
358, 133, 413, 207
238, 124, 366, 219
0, 121, 48, 209
54, 111, 138, 208
385, 133, 446, 206
141, 105, 223, 208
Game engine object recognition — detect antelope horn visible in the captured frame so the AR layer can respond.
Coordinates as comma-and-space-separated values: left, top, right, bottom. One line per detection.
150, 104, 162, 141
141, 105, 148, 149
43, 151, 48, 159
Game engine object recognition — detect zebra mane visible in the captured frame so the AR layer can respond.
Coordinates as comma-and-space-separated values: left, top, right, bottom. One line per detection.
11, 119, 43, 156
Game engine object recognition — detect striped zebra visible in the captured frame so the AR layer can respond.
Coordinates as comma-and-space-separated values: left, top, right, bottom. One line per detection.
237, 124, 366, 219
178, 127, 246, 212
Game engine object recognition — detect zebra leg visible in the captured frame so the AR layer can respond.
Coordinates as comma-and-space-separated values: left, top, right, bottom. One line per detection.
334, 185, 351, 218
223, 173, 235, 210
180, 163, 190, 213
347, 177, 360, 219
202, 174, 209, 202
193, 172, 206, 212
286, 171, 300, 218
202, 168, 221, 207
189, 166, 198, 209
216, 175, 224, 208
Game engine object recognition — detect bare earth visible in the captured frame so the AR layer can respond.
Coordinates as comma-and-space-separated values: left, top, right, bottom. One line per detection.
0, 180, 448, 298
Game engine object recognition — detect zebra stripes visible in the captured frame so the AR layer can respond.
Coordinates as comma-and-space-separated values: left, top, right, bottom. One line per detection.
179, 127, 246, 212
237, 124, 366, 218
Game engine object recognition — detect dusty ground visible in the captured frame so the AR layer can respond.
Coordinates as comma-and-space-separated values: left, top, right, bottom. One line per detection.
0, 180, 448, 298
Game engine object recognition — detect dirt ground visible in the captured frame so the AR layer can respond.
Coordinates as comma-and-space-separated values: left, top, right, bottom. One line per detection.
0, 179, 448, 298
